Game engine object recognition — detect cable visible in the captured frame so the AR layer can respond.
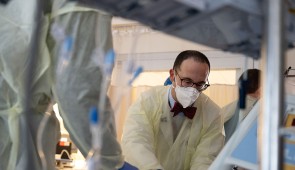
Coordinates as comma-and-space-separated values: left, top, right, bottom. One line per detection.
86, 107, 102, 170
37, 103, 54, 170
112, 30, 143, 116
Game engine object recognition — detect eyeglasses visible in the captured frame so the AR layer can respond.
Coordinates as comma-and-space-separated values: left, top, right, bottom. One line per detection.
175, 70, 210, 91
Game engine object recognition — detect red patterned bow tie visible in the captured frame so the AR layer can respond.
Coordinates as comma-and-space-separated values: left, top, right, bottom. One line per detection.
170, 102, 197, 119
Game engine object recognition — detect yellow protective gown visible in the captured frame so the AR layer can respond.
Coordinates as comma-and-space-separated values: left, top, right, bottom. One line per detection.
0, 0, 60, 169
122, 86, 224, 170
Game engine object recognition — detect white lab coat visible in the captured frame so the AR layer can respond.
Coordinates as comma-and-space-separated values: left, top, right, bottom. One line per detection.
122, 86, 224, 170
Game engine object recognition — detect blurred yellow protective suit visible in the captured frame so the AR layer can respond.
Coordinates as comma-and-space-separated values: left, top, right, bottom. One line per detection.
0, 0, 60, 169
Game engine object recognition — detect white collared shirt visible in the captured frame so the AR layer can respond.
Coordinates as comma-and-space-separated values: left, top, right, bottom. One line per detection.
168, 87, 185, 141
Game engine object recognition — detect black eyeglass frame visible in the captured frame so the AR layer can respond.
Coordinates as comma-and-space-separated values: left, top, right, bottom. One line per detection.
175, 70, 210, 91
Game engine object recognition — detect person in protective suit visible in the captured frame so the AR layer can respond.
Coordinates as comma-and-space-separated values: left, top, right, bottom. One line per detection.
222, 69, 261, 143
0, 0, 60, 169
121, 50, 225, 170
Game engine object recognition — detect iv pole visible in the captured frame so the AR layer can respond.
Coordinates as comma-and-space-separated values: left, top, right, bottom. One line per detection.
259, 0, 285, 169
21, 0, 44, 169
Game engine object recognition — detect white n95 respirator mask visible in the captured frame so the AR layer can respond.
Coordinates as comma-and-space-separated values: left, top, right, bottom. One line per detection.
173, 81, 200, 108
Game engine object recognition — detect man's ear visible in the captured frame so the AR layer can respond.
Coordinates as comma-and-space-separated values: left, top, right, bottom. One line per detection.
169, 69, 174, 82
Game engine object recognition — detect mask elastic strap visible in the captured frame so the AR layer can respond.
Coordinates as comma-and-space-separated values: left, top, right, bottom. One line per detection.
173, 71, 179, 88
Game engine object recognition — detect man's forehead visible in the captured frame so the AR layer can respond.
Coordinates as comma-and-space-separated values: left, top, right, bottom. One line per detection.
179, 60, 209, 71
178, 61, 209, 79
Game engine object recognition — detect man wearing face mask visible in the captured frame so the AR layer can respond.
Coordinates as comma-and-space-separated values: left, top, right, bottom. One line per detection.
121, 50, 225, 170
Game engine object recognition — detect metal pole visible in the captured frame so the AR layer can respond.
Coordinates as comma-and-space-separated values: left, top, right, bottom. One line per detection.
259, 0, 285, 169
21, 0, 44, 169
